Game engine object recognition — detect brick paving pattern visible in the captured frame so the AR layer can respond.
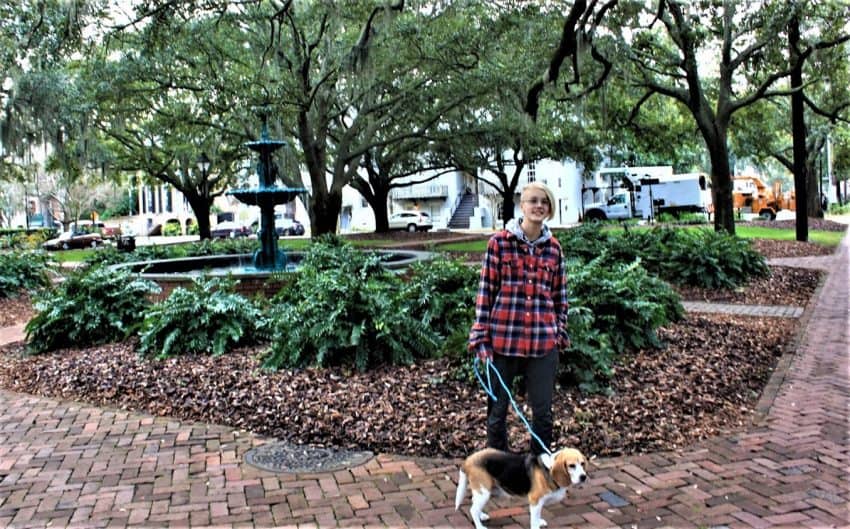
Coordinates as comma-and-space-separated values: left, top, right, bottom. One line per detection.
0, 233, 847, 528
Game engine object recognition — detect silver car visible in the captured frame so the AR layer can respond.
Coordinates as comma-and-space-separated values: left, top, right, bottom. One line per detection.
388, 211, 432, 232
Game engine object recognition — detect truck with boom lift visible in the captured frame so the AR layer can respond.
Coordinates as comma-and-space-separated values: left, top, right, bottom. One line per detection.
581, 167, 712, 222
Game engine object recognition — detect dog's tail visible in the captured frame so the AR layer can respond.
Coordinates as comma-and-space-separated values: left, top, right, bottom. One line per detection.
454, 469, 468, 510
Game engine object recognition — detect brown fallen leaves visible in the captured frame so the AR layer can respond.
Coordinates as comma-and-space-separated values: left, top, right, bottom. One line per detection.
0, 235, 837, 459
0, 312, 796, 459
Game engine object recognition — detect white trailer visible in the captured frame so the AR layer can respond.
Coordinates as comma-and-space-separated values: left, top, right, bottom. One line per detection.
582, 169, 711, 221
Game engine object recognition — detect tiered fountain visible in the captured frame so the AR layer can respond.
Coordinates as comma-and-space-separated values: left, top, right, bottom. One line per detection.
227, 119, 306, 270
113, 116, 431, 300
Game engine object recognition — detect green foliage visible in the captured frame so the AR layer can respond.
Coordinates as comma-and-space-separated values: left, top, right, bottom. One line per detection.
646, 228, 769, 289
137, 276, 265, 358
83, 246, 129, 266
560, 225, 769, 289
655, 212, 709, 225
25, 265, 160, 354
162, 222, 183, 237
828, 202, 850, 215
99, 191, 136, 218
263, 239, 438, 371
401, 255, 479, 360
0, 250, 54, 298
0, 229, 56, 250
564, 254, 684, 386
81, 238, 265, 267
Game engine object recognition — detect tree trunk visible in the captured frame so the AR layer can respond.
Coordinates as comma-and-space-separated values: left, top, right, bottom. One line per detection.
371, 188, 391, 232
186, 195, 212, 239
501, 193, 516, 227
308, 189, 343, 237
706, 143, 735, 235
789, 11, 809, 242
806, 158, 823, 218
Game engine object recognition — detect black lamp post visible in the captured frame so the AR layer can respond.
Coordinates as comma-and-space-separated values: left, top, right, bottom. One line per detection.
197, 152, 211, 195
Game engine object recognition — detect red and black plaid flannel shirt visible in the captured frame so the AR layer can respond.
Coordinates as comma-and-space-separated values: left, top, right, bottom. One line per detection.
469, 229, 569, 359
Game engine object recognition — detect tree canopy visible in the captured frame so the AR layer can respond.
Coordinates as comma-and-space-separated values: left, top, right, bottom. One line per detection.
1, 0, 848, 236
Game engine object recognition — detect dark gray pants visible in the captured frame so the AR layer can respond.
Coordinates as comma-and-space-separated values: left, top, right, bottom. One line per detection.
486, 351, 558, 456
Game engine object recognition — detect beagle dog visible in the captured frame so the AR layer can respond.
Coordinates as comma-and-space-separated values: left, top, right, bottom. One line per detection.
454, 447, 588, 529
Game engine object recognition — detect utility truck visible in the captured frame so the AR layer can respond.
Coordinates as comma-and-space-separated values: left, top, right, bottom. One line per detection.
581, 167, 711, 221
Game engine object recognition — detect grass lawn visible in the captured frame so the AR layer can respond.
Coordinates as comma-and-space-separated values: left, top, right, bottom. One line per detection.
436, 224, 844, 254
46, 224, 843, 263
49, 249, 91, 262
734, 225, 844, 247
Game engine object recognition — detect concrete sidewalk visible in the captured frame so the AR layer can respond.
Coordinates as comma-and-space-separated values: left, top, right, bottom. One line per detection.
0, 234, 847, 528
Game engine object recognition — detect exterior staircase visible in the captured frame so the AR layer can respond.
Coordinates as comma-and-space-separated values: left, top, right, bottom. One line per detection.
448, 192, 478, 229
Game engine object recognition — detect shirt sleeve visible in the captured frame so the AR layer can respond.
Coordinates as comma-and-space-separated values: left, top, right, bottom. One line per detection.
468, 236, 501, 356
552, 245, 570, 349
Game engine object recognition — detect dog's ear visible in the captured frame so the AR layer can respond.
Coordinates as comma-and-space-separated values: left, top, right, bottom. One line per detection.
551, 458, 571, 488
540, 453, 554, 470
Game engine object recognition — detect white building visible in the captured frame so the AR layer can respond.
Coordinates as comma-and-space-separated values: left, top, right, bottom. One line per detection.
339, 157, 586, 232
129, 156, 588, 235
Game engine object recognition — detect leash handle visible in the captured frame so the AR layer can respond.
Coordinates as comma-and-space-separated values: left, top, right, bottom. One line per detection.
473, 357, 498, 401
472, 357, 553, 457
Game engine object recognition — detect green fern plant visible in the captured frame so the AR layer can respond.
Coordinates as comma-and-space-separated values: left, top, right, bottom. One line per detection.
137, 276, 266, 358
0, 250, 54, 298
263, 240, 438, 371
401, 255, 479, 360
25, 265, 160, 354
562, 252, 684, 388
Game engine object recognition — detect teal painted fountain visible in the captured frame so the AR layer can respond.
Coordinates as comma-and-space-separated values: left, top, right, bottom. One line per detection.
227, 121, 306, 270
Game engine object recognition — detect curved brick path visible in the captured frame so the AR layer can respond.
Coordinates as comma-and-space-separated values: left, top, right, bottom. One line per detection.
0, 233, 847, 528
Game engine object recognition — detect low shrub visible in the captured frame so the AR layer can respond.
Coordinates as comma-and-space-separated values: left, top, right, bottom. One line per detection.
828, 202, 850, 215
0, 229, 55, 251
0, 250, 54, 298
263, 239, 438, 371
401, 255, 479, 360
561, 253, 684, 390
25, 265, 160, 354
655, 228, 769, 288
162, 222, 182, 237
137, 276, 266, 358
656, 212, 709, 225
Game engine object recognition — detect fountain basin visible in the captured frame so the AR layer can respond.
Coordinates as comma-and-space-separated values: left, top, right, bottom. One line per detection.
227, 187, 305, 208
111, 250, 433, 301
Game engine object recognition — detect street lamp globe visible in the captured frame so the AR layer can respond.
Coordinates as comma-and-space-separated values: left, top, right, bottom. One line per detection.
197, 152, 211, 174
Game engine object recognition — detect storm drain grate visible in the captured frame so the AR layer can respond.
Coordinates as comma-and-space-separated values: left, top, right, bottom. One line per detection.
244, 442, 374, 474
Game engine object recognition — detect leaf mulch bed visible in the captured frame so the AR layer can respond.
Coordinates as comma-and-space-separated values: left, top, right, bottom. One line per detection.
746, 217, 848, 232
0, 313, 794, 459
676, 266, 822, 307
0, 294, 35, 327
0, 237, 829, 459
749, 238, 836, 259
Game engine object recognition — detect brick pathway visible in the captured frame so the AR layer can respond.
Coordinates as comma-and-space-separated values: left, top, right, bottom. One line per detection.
0, 234, 848, 528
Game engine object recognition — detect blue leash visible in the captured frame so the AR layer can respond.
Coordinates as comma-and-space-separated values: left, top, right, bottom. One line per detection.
473, 357, 553, 456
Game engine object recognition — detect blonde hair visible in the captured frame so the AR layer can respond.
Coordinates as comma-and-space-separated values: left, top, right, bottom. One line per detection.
520, 181, 556, 221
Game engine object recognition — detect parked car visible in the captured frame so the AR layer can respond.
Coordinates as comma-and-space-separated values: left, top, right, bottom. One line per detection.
66, 220, 120, 239
388, 211, 433, 232
210, 221, 251, 239
250, 214, 306, 236
42, 230, 104, 250
276, 217, 305, 236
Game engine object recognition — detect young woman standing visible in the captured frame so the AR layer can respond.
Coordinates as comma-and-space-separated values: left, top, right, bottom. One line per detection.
468, 182, 570, 455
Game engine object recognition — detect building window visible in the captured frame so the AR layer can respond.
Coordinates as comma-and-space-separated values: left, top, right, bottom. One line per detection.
527, 161, 536, 182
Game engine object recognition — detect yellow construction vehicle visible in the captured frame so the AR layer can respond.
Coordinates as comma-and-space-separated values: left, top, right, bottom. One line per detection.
732, 176, 796, 220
